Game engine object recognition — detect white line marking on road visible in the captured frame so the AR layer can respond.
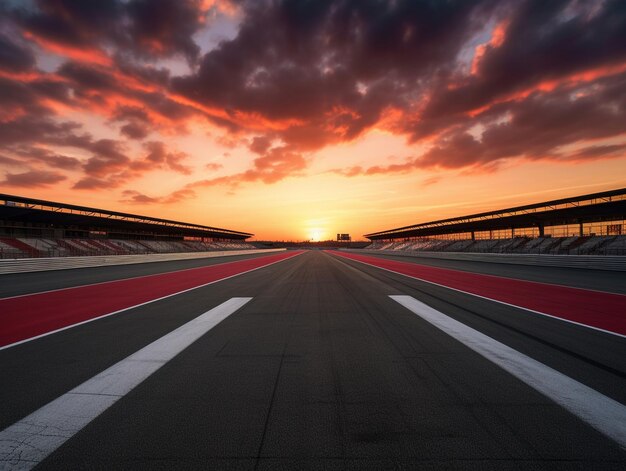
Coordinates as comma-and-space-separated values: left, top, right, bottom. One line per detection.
0, 252, 302, 351
0, 297, 252, 469
390, 295, 626, 449
333, 254, 626, 339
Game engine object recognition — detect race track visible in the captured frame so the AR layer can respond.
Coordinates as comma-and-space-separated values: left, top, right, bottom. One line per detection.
1, 250, 625, 469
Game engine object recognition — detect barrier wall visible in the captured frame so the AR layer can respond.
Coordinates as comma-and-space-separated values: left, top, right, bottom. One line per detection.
343, 249, 626, 271
0, 249, 285, 275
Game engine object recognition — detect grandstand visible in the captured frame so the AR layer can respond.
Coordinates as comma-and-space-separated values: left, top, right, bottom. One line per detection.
0, 194, 253, 259
364, 188, 626, 255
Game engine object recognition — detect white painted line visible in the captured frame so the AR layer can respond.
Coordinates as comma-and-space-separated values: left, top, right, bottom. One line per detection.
332, 253, 626, 339
0, 297, 252, 470
0, 251, 302, 351
390, 295, 626, 449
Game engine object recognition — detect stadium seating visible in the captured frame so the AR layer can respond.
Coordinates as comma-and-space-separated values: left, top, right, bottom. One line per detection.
364, 235, 626, 256
0, 238, 41, 257
603, 236, 626, 255
0, 238, 255, 259
0, 239, 24, 258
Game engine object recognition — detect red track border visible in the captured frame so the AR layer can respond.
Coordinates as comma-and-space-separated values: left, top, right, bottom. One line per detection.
329, 250, 626, 337
1, 251, 303, 349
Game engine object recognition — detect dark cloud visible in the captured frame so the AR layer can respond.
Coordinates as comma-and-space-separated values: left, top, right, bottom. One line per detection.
0, 114, 82, 147
337, 72, 626, 175
170, 0, 499, 151
115, 60, 171, 87
15, 147, 82, 170
249, 136, 272, 155
2, 169, 66, 187
39, 154, 82, 170
120, 189, 160, 204
72, 171, 138, 190
169, 0, 626, 181
250, 146, 307, 184
187, 145, 306, 190
120, 121, 150, 140
1, 0, 625, 190
111, 106, 151, 123
81, 139, 130, 176
164, 188, 196, 203
17, 0, 123, 48
136, 90, 194, 123
566, 144, 626, 160
56, 61, 194, 133
12, 0, 210, 64
418, 73, 626, 169
419, 0, 626, 127
125, 0, 206, 64
0, 155, 23, 166
119, 188, 197, 204
73, 176, 115, 190
0, 77, 61, 121
58, 61, 119, 92
138, 141, 192, 174
0, 34, 36, 72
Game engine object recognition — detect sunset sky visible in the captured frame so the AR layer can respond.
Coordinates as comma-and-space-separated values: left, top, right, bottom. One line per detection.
1, 0, 625, 240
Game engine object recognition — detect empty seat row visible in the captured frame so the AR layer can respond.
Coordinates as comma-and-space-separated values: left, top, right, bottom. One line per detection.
0, 238, 255, 259
364, 235, 626, 255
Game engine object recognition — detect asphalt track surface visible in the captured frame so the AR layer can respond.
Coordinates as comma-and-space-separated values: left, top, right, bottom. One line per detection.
1, 250, 625, 469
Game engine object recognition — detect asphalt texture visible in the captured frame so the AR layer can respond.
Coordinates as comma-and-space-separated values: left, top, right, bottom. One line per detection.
1, 250, 625, 470
0, 250, 282, 299
348, 251, 626, 295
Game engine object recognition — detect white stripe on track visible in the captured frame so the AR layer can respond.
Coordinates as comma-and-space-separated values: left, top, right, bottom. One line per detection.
390, 295, 626, 449
0, 297, 252, 470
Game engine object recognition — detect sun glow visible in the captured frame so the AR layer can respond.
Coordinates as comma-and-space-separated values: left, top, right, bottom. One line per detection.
308, 228, 324, 242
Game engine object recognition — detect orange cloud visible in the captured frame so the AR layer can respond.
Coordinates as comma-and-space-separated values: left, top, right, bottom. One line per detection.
23, 31, 112, 67
471, 20, 508, 75
467, 61, 626, 117
200, 0, 240, 17
0, 70, 55, 82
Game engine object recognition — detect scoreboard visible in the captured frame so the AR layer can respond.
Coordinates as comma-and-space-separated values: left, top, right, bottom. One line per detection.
336, 233, 351, 241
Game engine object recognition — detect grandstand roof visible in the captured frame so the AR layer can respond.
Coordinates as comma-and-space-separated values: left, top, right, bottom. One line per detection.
365, 188, 626, 240
0, 194, 252, 240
